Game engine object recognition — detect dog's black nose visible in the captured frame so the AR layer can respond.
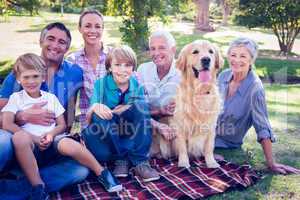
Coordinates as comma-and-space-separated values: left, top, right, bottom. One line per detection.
201, 57, 210, 70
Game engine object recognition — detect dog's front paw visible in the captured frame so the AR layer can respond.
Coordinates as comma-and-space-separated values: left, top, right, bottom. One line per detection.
206, 161, 220, 168
178, 158, 190, 168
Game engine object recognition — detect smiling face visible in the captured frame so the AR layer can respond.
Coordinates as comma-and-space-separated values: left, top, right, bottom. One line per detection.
79, 13, 103, 46
149, 36, 176, 70
110, 57, 134, 87
17, 66, 44, 98
228, 45, 252, 74
176, 40, 223, 84
40, 27, 69, 65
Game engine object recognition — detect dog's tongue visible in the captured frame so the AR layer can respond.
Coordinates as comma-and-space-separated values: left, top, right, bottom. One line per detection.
198, 70, 211, 83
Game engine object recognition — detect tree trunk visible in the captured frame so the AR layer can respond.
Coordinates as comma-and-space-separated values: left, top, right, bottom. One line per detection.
60, 1, 64, 17
274, 25, 299, 55
194, 0, 214, 31
133, 0, 148, 50
81, 0, 87, 11
221, 0, 230, 26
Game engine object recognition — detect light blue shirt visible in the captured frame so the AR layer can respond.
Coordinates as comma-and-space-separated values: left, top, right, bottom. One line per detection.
215, 69, 275, 148
137, 60, 181, 108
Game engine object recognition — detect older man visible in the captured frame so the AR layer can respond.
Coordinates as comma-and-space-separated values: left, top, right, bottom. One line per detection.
137, 30, 181, 141
0, 22, 89, 199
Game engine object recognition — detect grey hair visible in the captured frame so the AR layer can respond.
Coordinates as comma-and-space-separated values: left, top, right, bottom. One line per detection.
149, 30, 176, 48
227, 37, 258, 63
40, 22, 72, 49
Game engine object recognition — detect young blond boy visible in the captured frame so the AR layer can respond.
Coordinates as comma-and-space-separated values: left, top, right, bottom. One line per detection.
2, 53, 122, 200
83, 45, 160, 182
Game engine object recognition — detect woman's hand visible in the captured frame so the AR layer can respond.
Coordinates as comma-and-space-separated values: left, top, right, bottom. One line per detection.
268, 162, 300, 175
91, 103, 113, 120
260, 138, 300, 175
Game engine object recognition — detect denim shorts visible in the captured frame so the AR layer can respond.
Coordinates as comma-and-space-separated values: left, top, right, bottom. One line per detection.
33, 134, 74, 167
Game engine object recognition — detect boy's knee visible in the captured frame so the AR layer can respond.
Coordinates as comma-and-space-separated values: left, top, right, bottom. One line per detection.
12, 131, 33, 148
57, 137, 80, 155
85, 115, 113, 136
91, 113, 105, 123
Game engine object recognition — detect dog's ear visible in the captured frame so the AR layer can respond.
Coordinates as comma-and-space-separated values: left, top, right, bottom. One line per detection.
213, 45, 224, 70
176, 45, 188, 73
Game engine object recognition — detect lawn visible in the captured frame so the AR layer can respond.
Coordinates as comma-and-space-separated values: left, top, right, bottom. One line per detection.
0, 11, 299, 200
211, 84, 300, 200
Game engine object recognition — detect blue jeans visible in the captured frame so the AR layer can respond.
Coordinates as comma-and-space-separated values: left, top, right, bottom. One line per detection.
0, 130, 89, 200
0, 129, 13, 171
82, 101, 152, 166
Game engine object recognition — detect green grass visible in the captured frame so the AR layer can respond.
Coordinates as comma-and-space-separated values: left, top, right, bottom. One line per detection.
210, 84, 300, 200
0, 59, 13, 79
255, 59, 300, 78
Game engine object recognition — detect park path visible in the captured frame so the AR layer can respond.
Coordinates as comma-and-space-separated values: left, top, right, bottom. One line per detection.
0, 13, 299, 61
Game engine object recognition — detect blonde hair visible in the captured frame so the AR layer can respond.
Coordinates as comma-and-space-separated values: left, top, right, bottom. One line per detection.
13, 53, 46, 77
105, 45, 137, 71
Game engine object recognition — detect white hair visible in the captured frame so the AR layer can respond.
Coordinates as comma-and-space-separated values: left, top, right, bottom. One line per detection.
149, 30, 176, 48
227, 37, 258, 63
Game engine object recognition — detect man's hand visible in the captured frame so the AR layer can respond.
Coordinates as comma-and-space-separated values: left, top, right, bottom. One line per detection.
157, 122, 177, 140
39, 133, 54, 151
18, 102, 55, 126
160, 101, 176, 116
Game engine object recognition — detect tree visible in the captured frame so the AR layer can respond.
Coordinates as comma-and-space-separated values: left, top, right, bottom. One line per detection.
236, 0, 300, 55
19, 0, 40, 15
218, 0, 238, 26
107, 0, 149, 50
2, 0, 40, 15
107, 0, 184, 51
194, 0, 214, 31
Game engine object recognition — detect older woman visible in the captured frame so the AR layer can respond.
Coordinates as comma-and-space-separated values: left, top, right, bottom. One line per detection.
216, 37, 300, 174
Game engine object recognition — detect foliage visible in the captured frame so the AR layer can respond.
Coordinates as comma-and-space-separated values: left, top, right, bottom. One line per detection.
106, 0, 149, 50
0, 59, 13, 82
209, 2, 223, 20
235, 0, 300, 55
0, 0, 40, 16
106, 0, 192, 51
19, 0, 40, 15
49, 0, 107, 14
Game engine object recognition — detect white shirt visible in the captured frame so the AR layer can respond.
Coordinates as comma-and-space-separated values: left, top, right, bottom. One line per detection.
137, 60, 181, 108
2, 90, 65, 136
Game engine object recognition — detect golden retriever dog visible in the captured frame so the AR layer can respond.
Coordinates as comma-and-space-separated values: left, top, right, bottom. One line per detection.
151, 40, 223, 168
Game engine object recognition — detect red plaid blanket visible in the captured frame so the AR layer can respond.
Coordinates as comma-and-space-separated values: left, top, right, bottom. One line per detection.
50, 158, 260, 200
